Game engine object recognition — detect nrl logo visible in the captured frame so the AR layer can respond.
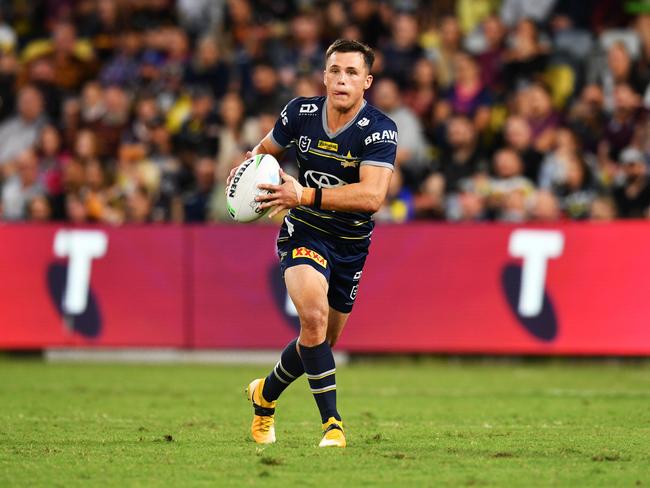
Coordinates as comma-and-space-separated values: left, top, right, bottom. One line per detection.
357, 117, 370, 127
298, 135, 312, 152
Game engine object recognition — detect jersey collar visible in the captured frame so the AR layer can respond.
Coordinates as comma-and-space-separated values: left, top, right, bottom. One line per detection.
322, 98, 367, 139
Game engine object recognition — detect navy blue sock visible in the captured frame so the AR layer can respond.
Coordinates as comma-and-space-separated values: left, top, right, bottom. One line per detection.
262, 338, 304, 402
299, 340, 340, 423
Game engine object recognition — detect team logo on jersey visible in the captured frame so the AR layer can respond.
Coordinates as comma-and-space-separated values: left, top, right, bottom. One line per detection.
298, 136, 312, 153
364, 129, 398, 146
340, 150, 359, 168
317, 140, 339, 152
304, 170, 346, 188
292, 247, 327, 268
299, 103, 318, 114
357, 117, 370, 127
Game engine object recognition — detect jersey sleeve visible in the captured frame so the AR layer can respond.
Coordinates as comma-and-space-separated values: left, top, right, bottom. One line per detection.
269, 97, 300, 149
359, 118, 398, 171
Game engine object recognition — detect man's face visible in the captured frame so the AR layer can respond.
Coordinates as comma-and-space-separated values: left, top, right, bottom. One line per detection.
324, 51, 372, 113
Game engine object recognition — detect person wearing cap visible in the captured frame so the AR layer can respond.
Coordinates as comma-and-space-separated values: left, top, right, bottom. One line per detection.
613, 146, 650, 218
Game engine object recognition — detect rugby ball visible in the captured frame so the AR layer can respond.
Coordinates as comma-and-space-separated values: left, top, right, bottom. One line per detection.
226, 154, 281, 222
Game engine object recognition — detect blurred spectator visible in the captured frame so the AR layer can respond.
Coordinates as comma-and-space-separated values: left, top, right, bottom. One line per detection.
487, 148, 535, 221
603, 83, 645, 160
566, 84, 607, 154
183, 35, 231, 101
530, 190, 561, 221
0, 85, 46, 173
176, 0, 224, 39
36, 125, 66, 218
613, 147, 650, 218
124, 185, 153, 223
349, 0, 390, 47
502, 18, 549, 90
503, 115, 544, 182
0, 51, 18, 121
27, 194, 52, 222
373, 78, 430, 188
245, 61, 290, 116
24, 58, 64, 124
274, 13, 323, 88
99, 28, 143, 88
20, 20, 97, 91
381, 12, 424, 89
590, 42, 648, 112
183, 157, 215, 222
1, 149, 45, 220
174, 86, 219, 166
500, 0, 557, 28
426, 15, 462, 89
84, 84, 130, 159
538, 127, 582, 190
216, 91, 261, 175
432, 114, 488, 196
552, 156, 597, 219
436, 51, 493, 132
476, 15, 507, 95
590, 195, 618, 220
402, 58, 438, 123
521, 82, 560, 152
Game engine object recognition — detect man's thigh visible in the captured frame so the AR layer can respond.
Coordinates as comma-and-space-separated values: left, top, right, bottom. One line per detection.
326, 242, 368, 314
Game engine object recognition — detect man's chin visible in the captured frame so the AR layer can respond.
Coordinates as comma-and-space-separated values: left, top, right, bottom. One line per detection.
329, 98, 354, 113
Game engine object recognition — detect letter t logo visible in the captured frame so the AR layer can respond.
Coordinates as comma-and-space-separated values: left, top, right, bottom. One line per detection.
508, 230, 564, 317
53, 230, 108, 315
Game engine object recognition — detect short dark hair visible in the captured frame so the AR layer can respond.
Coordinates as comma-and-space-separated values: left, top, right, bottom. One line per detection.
325, 39, 375, 72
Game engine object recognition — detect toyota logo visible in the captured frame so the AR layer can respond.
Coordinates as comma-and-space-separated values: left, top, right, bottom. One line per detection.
304, 170, 346, 189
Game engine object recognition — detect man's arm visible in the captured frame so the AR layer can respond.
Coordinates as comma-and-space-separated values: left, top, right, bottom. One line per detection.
250, 132, 286, 158
257, 164, 393, 218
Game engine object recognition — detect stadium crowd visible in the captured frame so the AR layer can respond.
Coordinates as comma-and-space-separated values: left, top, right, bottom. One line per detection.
1, 0, 650, 223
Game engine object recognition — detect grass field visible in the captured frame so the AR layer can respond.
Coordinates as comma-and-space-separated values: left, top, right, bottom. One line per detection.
1, 357, 649, 487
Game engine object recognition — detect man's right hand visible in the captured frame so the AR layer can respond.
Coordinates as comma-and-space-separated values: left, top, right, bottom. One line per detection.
226, 151, 254, 188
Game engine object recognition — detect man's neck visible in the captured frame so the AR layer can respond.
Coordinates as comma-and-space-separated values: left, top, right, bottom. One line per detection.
325, 98, 365, 133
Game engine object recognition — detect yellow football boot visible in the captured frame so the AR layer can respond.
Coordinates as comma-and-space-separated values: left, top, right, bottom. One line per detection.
245, 378, 276, 444
319, 417, 346, 447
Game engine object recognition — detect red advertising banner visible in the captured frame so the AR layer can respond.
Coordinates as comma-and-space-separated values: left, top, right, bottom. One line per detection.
1, 222, 650, 355
0, 225, 186, 348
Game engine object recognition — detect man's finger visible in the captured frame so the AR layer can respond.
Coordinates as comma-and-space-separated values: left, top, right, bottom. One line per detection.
256, 192, 278, 202
258, 183, 282, 191
259, 199, 281, 210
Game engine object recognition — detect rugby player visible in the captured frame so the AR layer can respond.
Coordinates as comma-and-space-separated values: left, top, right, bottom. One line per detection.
227, 39, 397, 447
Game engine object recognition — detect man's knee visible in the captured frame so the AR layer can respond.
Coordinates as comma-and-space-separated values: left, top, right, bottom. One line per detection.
300, 306, 328, 332
299, 306, 328, 345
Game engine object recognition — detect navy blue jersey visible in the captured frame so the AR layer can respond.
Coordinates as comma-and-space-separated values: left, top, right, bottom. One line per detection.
270, 96, 397, 241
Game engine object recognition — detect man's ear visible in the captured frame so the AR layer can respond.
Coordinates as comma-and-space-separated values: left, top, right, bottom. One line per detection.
364, 74, 374, 90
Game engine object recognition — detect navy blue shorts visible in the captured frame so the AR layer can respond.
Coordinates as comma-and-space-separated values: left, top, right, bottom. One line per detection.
277, 222, 369, 314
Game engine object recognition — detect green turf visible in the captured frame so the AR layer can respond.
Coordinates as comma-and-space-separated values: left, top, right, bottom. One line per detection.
1, 357, 649, 487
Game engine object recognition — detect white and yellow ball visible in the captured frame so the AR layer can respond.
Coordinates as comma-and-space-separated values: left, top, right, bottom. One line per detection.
226, 154, 281, 223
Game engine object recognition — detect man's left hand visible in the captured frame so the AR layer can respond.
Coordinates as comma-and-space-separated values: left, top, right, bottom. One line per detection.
257, 169, 304, 218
